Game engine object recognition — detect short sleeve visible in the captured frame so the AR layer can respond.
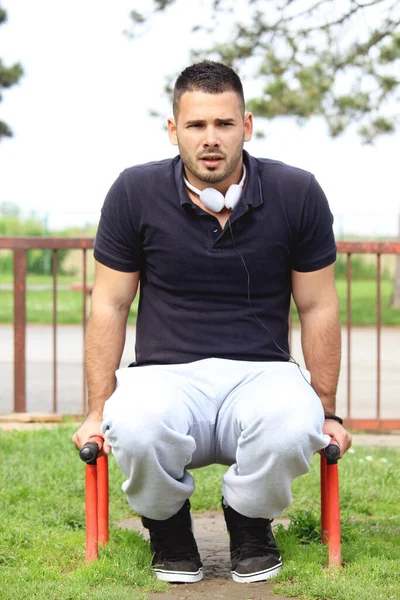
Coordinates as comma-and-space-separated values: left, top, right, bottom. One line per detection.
94, 173, 144, 272
291, 175, 336, 272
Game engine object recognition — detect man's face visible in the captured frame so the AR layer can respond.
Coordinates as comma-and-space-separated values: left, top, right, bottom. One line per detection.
168, 91, 253, 190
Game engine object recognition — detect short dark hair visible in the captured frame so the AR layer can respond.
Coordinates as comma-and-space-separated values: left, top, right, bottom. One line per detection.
173, 60, 245, 118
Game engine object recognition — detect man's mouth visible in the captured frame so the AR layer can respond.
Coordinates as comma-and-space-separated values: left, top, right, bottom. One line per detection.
200, 156, 223, 168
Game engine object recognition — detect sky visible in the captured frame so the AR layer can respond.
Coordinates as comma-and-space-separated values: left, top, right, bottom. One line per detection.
1, 0, 399, 237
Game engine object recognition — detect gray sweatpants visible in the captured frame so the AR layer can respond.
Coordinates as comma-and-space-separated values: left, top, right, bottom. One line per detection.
102, 358, 330, 520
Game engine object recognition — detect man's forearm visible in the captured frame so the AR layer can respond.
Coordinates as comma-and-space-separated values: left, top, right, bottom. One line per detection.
85, 306, 130, 418
299, 304, 341, 414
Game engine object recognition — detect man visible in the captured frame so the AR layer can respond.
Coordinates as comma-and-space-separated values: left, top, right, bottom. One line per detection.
73, 60, 352, 585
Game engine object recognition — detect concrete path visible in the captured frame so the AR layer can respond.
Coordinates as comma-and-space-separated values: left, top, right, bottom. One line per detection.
1, 324, 399, 418
120, 512, 292, 600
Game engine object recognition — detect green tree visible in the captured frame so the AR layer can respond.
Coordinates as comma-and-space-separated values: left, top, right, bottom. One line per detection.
129, 0, 400, 143
0, 4, 23, 140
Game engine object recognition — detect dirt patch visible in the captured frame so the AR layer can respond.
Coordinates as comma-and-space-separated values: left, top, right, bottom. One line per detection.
118, 512, 291, 599
145, 580, 289, 599
0, 422, 68, 432
0, 413, 63, 431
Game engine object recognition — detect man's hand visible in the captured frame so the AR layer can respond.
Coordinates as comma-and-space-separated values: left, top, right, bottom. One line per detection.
72, 413, 111, 455
323, 419, 352, 458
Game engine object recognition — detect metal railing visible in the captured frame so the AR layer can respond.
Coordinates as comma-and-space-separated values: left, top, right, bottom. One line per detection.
0, 237, 93, 415
335, 242, 400, 431
1, 236, 400, 431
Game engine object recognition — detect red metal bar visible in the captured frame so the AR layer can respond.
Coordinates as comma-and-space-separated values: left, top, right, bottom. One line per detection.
320, 455, 328, 544
85, 463, 99, 562
97, 455, 109, 546
321, 454, 341, 566
376, 254, 381, 419
52, 250, 58, 413
82, 249, 88, 414
0, 237, 94, 250
325, 462, 341, 567
337, 241, 400, 254
346, 254, 352, 418
84, 436, 108, 561
13, 248, 27, 412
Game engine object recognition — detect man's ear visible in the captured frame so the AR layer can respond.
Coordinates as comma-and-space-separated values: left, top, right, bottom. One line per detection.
244, 112, 253, 142
167, 118, 178, 146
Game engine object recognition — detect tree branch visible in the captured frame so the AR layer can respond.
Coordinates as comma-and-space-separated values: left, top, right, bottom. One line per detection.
294, 0, 393, 35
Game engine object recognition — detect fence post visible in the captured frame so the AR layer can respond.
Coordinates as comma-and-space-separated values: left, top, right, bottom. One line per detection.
13, 248, 27, 412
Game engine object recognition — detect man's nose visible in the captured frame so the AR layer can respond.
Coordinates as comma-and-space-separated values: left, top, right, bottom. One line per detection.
203, 126, 220, 147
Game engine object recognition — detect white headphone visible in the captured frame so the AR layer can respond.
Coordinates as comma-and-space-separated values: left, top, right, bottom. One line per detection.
183, 164, 246, 212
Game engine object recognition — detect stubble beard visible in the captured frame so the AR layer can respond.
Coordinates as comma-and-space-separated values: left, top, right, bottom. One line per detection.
179, 141, 244, 185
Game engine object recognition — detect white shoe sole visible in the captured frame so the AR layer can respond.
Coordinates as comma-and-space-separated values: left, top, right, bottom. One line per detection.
232, 562, 282, 583
154, 566, 204, 583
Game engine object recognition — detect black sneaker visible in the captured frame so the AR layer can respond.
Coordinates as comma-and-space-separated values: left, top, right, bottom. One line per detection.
141, 500, 203, 583
222, 501, 282, 583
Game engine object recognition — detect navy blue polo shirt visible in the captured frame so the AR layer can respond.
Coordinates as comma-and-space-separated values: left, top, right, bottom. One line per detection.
94, 150, 336, 365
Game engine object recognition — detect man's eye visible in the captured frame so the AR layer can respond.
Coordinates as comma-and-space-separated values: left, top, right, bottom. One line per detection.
220, 122, 233, 126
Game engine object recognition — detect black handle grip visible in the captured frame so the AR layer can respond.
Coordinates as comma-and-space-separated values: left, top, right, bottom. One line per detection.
323, 442, 340, 463
79, 441, 100, 465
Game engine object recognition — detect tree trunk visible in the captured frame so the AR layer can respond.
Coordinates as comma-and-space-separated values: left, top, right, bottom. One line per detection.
390, 213, 400, 308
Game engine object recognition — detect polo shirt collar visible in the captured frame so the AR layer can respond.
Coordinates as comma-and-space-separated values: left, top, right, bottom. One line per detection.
174, 150, 263, 209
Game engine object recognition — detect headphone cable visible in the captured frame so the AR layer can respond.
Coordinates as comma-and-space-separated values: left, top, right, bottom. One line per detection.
227, 217, 314, 389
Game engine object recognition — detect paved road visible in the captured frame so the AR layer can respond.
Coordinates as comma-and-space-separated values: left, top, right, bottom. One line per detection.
1, 324, 399, 417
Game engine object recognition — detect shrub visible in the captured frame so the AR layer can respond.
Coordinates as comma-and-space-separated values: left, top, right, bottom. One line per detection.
0, 210, 69, 274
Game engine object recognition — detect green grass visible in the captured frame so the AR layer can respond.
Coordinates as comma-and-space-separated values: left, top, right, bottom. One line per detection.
1, 426, 399, 599
272, 444, 400, 600
1, 278, 399, 325
325, 280, 399, 326
291, 279, 400, 326
0, 274, 79, 285
0, 426, 167, 599
336, 279, 400, 326
0, 290, 139, 324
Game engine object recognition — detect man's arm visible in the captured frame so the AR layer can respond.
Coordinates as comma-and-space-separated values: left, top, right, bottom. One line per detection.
291, 264, 352, 456
72, 261, 140, 453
